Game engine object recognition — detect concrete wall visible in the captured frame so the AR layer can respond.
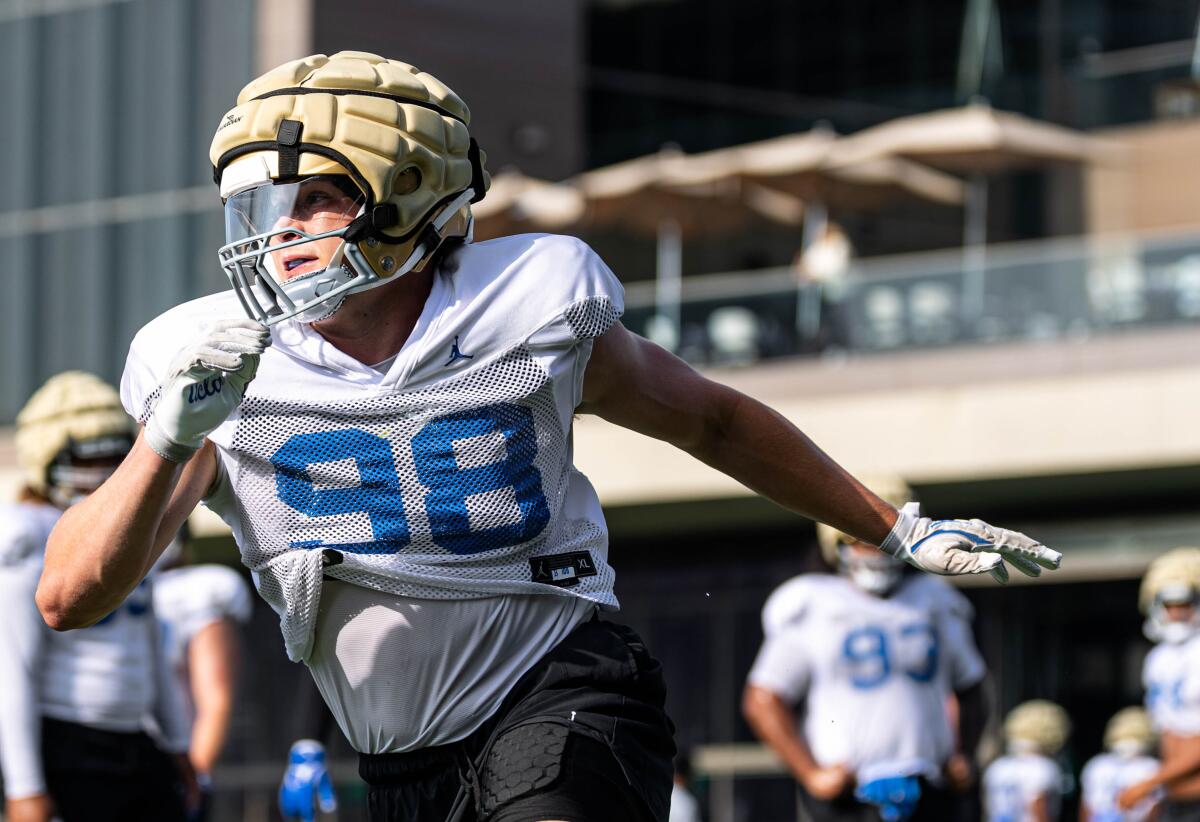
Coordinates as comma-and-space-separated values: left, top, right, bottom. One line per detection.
573, 325, 1200, 504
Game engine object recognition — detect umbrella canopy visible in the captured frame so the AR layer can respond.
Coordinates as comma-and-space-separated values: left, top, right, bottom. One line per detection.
833, 101, 1122, 322
672, 129, 966, 210
572, 147, 805, 238
834, 100, 1115, 173
471, 169, 585, 240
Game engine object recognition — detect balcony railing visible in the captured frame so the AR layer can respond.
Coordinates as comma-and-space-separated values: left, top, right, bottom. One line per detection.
621, 229, 1200, 366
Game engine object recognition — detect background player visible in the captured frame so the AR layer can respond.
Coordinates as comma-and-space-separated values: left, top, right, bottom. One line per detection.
1080, 707, 1160, 822
0, 372, 192, 822
153, 525, 254, 820
743, 479, 988, 822
38, 52, 1060, 822
982, 700, 1070, 822
1116, 549, 1200, 817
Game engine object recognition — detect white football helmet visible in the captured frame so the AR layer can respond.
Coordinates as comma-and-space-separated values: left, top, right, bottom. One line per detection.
1004, 700, 1071, 756
210, 51, 490, 325
1139, 548, 1200, 644
1103, 707, 1155, 757
15, 371, 134, 507
817, 476, 912, 596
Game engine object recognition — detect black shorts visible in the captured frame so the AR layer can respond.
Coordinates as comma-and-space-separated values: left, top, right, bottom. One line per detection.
358, 618, 676, 822
1161, 798, 1200, 822
41, 716, 187, 822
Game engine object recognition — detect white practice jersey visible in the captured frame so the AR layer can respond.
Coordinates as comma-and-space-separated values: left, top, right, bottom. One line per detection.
307, 581, 594, 752
1080, 752, 1160, 822
1144, 634, 1200, 735
154, 564, 254, 671
122, 234, 624, 664
747, 573, 985, 781
0, 503, 188, 799
982, 752, 1063, 822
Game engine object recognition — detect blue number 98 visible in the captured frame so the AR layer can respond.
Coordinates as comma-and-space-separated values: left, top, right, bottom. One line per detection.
270, 403, 550, 556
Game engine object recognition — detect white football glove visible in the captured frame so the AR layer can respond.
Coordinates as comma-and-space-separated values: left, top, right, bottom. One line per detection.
880, 502, 1061, 584
143, 319, 270, 463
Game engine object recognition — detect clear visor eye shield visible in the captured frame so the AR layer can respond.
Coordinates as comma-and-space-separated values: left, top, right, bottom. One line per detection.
217, 160, 476, 326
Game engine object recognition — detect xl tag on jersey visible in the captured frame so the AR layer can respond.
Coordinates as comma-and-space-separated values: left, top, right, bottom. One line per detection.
530, 551, 597, 588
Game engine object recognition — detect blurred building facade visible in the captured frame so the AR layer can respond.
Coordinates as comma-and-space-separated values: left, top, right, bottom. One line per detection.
3, 1, 1200, 820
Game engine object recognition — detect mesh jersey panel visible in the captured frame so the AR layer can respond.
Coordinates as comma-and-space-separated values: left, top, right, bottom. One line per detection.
228, 329, 615, 662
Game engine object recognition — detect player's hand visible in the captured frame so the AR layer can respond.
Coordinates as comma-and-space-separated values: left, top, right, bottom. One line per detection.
804, 763, 853, 801
144, 319, 270, 463
942, 753, 974, 793
1117, 777, 1158, 810
6, 793, 55, 822
881, 502, 1061, 584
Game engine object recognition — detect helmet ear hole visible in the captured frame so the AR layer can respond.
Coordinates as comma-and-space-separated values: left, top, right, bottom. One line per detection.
395, 166, 421, 195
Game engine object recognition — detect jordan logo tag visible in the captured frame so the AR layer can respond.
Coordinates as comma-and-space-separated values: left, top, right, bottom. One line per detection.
445, 335, 474, 366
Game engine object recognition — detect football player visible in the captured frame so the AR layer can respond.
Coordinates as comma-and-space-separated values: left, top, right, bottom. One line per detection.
982, 700, 1070, 822
1080, 707, 1160, 822
0, 372, 192, 822
153, 527, 254, 820
743, 479, 988, 822
37, 52, 1061, 822
1116, 548, 1200, 818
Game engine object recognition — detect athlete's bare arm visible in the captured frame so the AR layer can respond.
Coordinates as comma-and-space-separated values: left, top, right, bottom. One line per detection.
188, 618, 242, 775
1120, 730, 1200, 808
580, 322, 897, 545
37, 438, 216, 630
741, 683, 852, 799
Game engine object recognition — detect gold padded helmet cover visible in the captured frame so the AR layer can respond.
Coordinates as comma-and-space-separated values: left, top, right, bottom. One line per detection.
211, 52, 489, 322
1004, 700, 1071, 755
15, 371, 133, 495
1103, 706, 1155, 752
1140, 547, 1200, 613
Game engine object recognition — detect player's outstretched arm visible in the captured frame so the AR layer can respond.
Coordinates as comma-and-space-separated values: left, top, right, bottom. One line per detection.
37, 438, 216, 630
579, 323, 1060, 580
1118, 730, 1200, 810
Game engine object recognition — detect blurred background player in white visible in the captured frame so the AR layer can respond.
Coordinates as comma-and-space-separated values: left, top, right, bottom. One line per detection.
1080, 707, 1160, 822
669, 750, 702, 822
982, 700, 1070, 822
279, 739, 338, 822
38, 52, 1060, 822
0, 372, 192, 822
153, 524, 254, 820
743, 479, 988, 822
1115, 549, 1200, 819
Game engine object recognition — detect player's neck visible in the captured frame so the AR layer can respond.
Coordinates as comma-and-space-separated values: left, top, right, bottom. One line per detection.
310, 268, 435, 364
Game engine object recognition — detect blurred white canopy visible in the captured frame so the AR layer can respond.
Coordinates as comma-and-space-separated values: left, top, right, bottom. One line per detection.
471, 169, 585, 240
678, 128, 966, 210
834, 100, 1118, 173
571, 146, 805, 237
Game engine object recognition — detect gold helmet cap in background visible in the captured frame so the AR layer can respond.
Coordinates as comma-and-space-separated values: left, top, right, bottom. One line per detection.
1004, 700, 1071, 756
15, 371, 133, 495
1103, 706, 1155, 751
211, 51, 489, 284
1140, 547, 1200, 614
817, 475, 914, 566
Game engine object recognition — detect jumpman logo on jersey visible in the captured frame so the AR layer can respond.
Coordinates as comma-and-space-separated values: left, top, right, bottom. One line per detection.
445, 336, 474, 366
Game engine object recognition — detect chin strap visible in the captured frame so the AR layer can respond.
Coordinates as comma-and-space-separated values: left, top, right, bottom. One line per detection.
342, 204, 401, 244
